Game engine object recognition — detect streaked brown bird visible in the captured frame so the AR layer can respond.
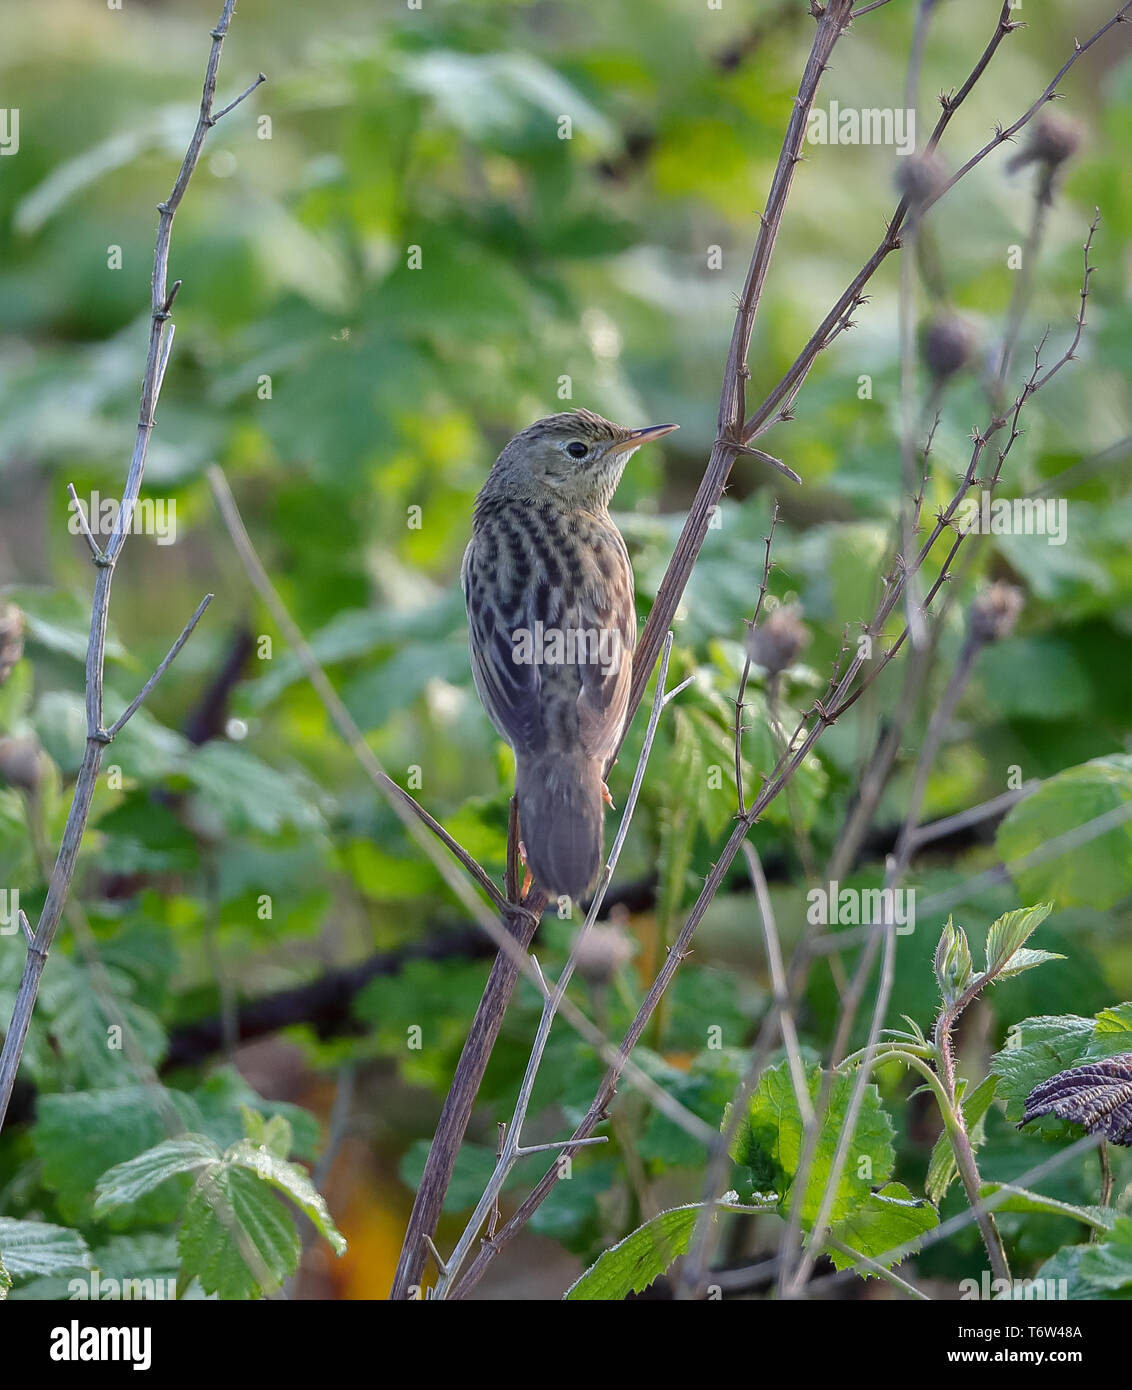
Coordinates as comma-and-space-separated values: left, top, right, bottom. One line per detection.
462, 409, 678, 900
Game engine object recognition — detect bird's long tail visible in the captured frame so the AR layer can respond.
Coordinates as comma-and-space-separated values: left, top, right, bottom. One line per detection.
515, 751, 604, 902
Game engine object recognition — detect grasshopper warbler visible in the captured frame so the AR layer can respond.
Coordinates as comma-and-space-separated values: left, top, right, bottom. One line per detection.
462, 410, 677, 900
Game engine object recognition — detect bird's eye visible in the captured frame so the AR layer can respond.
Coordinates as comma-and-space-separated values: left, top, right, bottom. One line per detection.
566, 441, 588, 459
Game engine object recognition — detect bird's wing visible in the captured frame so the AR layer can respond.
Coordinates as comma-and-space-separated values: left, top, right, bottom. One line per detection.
573, 529, 636, 766
462, 535, 545, 754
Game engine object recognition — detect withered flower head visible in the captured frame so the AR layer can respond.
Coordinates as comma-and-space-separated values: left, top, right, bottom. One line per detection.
0, 735, 44, 794
747, 605, 811, 677
968, 581, 1024, 644
895, 151, 947, 210
574, 922, 634, 987
1008, 111, 1083, 174
923, 314, 978, 382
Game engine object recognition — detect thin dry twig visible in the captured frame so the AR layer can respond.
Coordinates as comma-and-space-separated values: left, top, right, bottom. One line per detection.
778, 218, 1100, 1296
734, 504, 779, 817
676, 841, 811, 1296
615, 0, 857, 762
0, 0, 259, 1132
103, 594, 214, 740
613, 0, 1106, 777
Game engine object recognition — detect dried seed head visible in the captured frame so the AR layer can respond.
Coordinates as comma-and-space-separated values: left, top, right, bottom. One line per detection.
0, 604, 25, 686
968, 581, 1024, 644
1008, 111, 1084, 174
923, 314, 978, 382
895, 151, 947, 210
574, 923, 634, 986
0, 735, 44, 793
747, 605, 811, 677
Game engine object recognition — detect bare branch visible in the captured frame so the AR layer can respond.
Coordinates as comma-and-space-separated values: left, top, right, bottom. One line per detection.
616, 0, 855, 764
909, 781, 1038, 848
929, 7, 1130, 214
66, 484, 103, 562
676, 841, 811, 1297
103, 593, 214, 741
741, 2, 1120, 445
0, 0, 250, 1134
735, 504, 779, 817
209, 71, 266, 126
828, 215, 1099, 722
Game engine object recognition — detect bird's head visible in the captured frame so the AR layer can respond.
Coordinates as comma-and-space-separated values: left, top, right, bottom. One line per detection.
488, 409, 678, 510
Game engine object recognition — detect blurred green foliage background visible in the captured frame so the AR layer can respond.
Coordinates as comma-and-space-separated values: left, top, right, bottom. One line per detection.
0, 0, 1130, 1298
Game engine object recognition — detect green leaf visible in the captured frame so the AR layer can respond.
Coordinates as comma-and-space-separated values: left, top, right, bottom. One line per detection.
1040, 1219, 1132, 1298
826, 1183, 938, 1273
183, 743, 328, 836
12, 106, 194, 235
991, 947, 1065, 982
662, 971, 748, 1055
227, 1141, 346, 1255
564, 1204, 701, 1300
37, 691, 183, 780
637, 1047, 746, 1167
403, 50, 617, 149
0, 1219, 91, 1279
178, 1165, 300, 1300
977, 637, 1093, 721
91, 1133, 343, 1298
0, 656, 32, 730
984, 903, 1055, 978
191, 1069, 322, 1161
90, 1233, 180, 1286
34, 1087, 205, 1223
38, 954, 168, 1090
997, 758, 1132, 910
6, 586, 127, 666
528, 1158, 620, 1254
926, 1075, 998, 1205
94, 1135, 222, 1214
977, 1184, 1116, 1232
934, 916, 974, 1004
5, 1232, 182, 1303
1033, 1245, 1122, 1301
730, 1061, 895, 1225
356, 958, 494, 1090
241, 1108, 293, 1160
1076, 1218, 1132, 1294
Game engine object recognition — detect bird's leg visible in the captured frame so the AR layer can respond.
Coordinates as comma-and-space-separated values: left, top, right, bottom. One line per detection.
517, 839, 534, 899
601, 782, 616, 811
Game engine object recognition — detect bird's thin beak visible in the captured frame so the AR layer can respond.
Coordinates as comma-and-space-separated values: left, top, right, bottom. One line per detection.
608, 423, 679, 455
